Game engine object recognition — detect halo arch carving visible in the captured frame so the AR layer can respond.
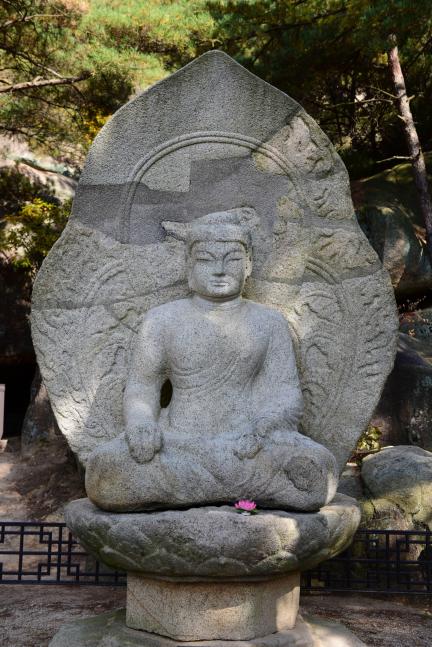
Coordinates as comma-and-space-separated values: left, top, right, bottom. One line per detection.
119, 131, 308, 244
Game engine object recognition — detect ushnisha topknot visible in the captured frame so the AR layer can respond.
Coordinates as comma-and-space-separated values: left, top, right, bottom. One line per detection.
162, 207, 258, 252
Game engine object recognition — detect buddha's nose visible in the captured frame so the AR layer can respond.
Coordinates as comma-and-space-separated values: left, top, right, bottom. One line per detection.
213, 261, 225, 275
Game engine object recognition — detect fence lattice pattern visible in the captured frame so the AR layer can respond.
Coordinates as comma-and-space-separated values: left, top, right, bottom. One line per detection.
0, 521, 125, 586
303, 528, 432, 594
1, 522, 431, 593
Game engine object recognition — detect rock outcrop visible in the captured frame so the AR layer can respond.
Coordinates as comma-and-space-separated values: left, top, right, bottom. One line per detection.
338, 446, 432, 531
353, 156, 432, 298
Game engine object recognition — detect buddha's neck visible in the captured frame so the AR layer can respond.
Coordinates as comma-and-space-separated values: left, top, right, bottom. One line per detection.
191, 294, 243, 313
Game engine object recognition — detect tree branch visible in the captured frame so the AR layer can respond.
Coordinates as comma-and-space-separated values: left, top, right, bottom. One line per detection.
0, 124, 35, 138
334, 97, 393, 108
313, 97, 393, 111
0, 73, 91, 94
0, 43, 64, 78
251, 35, 275, 66
0, 45, 88, 101
262, 6, 347, 34
0, 14, 64, 31
377, 155, 413, 163
365, 85, 399, 100
227, 5, 347, 43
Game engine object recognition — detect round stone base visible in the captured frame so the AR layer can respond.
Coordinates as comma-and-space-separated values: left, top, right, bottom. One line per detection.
48, 609, 366, 647
65, 494, 360, 580
126, 572, 299, 640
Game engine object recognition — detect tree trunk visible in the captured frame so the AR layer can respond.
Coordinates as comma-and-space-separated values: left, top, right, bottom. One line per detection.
388, 34, 432, 263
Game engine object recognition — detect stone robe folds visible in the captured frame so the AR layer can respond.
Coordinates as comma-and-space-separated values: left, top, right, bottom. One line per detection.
85, 298, 338, 512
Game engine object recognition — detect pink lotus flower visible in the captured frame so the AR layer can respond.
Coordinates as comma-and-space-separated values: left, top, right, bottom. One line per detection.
234, 499, 257, 513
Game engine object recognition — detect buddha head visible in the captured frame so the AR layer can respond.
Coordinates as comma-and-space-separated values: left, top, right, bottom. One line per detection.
187, 210, 254, 300
163, 208, 256, 301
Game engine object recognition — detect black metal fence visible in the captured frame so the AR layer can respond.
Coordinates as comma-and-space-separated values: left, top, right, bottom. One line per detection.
0, 521, 125, 586
1, 521, 431, 594
303, 528, 432, 594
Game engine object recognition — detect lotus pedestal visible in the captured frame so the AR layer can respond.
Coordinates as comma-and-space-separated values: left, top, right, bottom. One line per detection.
49, 495, 365, 646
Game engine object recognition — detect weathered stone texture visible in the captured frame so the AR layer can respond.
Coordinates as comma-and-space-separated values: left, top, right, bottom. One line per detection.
337, 446, 432, 533
126, 573, 299, 639
372, 330, 432, 450
48, 608, 366, 647
65, 494, 360, 579
32, 52, 398, 471
362, 445, 432, 528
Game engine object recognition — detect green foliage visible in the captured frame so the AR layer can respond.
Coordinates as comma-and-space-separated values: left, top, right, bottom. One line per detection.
0, 167, 55, 217
356, 425, 382, 453
0, 1, 218, 283
0, 197, 70, 277
80, 0, 214, 64
2, 1, 432, 178
0, 1, 216, 164
207, 0, 432, 177
0, 167, 69, 277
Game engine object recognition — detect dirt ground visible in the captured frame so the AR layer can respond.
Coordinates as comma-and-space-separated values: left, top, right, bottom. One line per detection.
304, 594, 432, 646
1, 441, 432, 646
0, 437, 85, 521
1, 586, 432, 647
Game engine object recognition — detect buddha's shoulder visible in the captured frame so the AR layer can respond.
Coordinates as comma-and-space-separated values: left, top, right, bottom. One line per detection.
141, 298, 191, 324
243, 299, 288, 326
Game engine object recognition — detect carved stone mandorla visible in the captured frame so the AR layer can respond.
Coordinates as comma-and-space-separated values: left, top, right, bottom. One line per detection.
32, 51, 398, 473
41, 52, 375, 647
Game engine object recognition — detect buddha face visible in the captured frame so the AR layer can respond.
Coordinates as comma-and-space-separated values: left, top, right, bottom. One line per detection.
188, 240, 250, 300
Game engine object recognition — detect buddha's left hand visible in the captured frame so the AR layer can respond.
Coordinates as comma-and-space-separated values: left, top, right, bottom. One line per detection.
234, 431, 262, 460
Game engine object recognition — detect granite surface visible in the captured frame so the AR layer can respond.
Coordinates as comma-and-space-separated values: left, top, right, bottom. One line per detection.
65, 494, 360, 580
32, 51, 398, 472
48, 609, 366, 647
85, 210, 338, 512
126, 573, 299, 639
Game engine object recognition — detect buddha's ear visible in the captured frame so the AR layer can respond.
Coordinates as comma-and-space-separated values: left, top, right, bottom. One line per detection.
245, 248, 253, 279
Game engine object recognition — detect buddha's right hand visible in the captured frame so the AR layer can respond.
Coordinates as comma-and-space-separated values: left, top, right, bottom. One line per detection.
125, 422, 162, 463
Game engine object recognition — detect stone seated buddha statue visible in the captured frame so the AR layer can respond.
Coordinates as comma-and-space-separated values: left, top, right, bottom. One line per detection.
86, 209, 338, 513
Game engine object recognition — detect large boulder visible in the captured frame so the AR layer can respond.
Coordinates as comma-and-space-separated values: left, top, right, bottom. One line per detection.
337, 446, 432, 532
372, 330, 432, 449
361, 445, 432, 529
353, 156, 432, 298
